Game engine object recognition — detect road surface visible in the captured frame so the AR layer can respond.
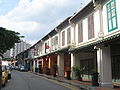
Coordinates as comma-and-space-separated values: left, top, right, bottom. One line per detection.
2, 70, 71, 90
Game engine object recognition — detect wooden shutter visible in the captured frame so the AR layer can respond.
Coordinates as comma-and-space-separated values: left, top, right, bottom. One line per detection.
88, 14, 94, 39
45, 42, 47, 53
67, 28, 71, 44
62, 31, 65, 46
55, 36, 58, 45
78, 21, 83, 43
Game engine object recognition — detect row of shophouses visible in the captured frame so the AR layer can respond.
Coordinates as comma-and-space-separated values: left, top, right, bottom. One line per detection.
16, 0, 120, 88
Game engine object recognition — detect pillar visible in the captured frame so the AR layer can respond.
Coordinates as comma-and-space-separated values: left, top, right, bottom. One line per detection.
97, 44, 113, 88
43, 58, 46, 74
57, 53, 64, 77
49, 56, 53, 75
33, 60, 36, 72
30, 60, 33, 71
71, 53, 76, 79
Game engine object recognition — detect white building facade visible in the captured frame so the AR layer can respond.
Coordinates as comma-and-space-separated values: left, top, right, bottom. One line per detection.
19, 0, 120, 88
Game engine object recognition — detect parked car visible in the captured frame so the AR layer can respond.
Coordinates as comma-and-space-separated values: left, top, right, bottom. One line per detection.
2, 66, 8, 86
6, 66, 11, 79
14, 66, 19, 70
20, 66, 27, 72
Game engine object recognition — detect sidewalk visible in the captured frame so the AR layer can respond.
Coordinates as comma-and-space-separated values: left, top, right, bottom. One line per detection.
33, 72, 119, 90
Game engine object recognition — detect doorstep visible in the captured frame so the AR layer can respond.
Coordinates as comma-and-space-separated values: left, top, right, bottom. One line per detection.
33, 72, 117, 90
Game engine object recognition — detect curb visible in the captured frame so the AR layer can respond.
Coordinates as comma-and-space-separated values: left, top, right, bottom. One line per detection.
32, 72, 114, 90
35, 73, 97, 90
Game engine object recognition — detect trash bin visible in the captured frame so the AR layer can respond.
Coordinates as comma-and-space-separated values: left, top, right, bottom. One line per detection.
66, 71, 71, 80
91, 72, 99, 86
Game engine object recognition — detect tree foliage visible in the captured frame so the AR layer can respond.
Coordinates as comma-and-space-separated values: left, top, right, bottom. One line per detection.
0, 27, 21, 54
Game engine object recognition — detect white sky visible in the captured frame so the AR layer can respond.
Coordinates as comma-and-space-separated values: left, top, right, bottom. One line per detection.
0, 0, 90, 45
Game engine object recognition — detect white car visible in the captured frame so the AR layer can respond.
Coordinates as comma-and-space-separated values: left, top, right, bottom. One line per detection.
20, 66, 27, 71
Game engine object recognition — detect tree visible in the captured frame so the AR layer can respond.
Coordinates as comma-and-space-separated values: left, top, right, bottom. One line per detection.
0, 27, 22, 54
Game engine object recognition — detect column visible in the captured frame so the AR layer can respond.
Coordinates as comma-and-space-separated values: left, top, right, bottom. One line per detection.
97, 44, 113, 88
71, 53, 76, 79
50, 56, 54, 75
57, 53, 64, 77
30, 60, 32, 71
33, 60, 36, 72
42, 57, 46, 74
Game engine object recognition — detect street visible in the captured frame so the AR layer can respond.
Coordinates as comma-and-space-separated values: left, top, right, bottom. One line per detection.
2, 70, 71, 90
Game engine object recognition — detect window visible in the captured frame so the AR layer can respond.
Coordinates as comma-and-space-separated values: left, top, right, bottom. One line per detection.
106, 0, 118, 32
51, 38, 54, 48
55, 36, 58, 45
88, 14, 94, 39
78, 21, 83, 43
45, 41, 49, 53
67, 28, 71, 44
62, 31, 65, 46
51, 36, 58, 50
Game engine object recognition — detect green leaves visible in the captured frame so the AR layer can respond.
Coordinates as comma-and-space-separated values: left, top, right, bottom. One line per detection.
73, 65, 85, 77
0, 27, 22, 53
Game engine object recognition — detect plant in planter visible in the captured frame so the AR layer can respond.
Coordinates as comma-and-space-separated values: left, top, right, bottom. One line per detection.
91, 69, 99, 86
38, 64, 42, 73
46, 67, 50, 75
73, 65, 85, 81
52, 64, 57, 77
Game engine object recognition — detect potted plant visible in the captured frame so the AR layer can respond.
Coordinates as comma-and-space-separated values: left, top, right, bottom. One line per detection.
46, 67, 50, 75
73, 65, 85, 81
38, 64, 42, 73
91, 69, 99, 86
52, 64, 57, 77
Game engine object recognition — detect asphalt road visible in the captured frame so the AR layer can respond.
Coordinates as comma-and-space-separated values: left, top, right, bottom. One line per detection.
2, 70, 71, 90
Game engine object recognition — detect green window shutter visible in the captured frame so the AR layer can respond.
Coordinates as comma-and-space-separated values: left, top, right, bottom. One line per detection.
106, 0, 118, 32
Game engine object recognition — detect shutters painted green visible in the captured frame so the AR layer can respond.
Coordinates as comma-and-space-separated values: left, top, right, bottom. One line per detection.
106, 0, 118, 32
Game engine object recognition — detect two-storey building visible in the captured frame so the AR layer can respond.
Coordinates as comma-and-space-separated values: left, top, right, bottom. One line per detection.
17, 0, 120, 88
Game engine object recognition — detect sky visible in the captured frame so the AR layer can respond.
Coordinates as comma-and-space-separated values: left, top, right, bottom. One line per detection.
0, 0, 90, 45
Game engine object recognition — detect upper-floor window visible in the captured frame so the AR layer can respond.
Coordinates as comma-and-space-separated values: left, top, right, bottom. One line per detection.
78, 21, 83, 43
51, 36, 58, 50
62, 31, 65, 46
51, 36, 58, 46
54, 36, 58, 45
34, 44, 39, 56
106, 0, 118, 32
88, 14, 94, 39
45, 41, 49, 53
67, 27, 71, 44
51, 38, 54, 48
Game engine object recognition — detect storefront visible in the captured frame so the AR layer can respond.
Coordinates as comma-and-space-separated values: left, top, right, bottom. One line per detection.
111, 41, 120, 83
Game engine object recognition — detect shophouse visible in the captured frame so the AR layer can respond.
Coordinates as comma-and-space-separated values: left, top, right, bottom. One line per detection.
69, 0, 120, 88
16, 0, 120, 88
